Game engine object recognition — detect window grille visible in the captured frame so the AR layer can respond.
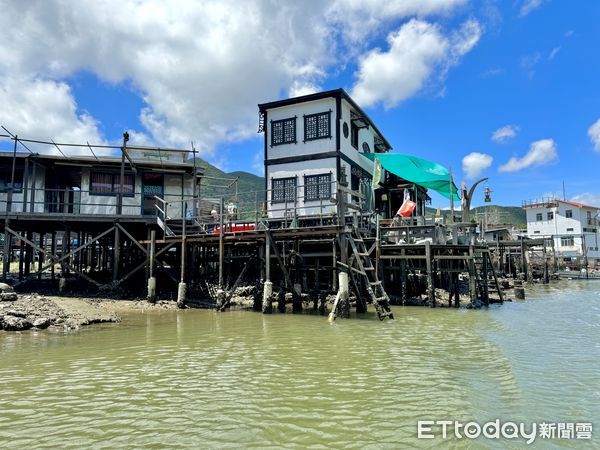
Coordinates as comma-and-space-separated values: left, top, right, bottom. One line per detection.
272, 177, 297, 203
304, 111, 331, 141
304, 173, 332, 200
271, 117, 296, 146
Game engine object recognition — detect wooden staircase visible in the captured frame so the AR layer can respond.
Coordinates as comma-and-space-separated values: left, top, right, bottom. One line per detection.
344, 229, 394, 320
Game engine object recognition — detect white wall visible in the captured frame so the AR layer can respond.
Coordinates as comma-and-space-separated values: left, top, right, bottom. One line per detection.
266, 98, 336, 159
0, 165, 46, 213
266, 158, 338, 218
79, 169, 142, 216
339, 98, 377, 175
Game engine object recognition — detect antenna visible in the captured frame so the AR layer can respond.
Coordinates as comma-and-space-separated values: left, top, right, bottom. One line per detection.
562, 180, 566, 200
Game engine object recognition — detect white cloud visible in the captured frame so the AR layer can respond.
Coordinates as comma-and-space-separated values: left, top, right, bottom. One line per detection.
328, 0, 468, 44
0, 0, 471, 160
0, 76, 107, 155
519, 0, 544, 17
351, 18, 482, 108
462, 152, 493, 179
570, 192, 600, 208
499, 138, 558, 172
491, 124, 519, 142
588, 118, 600, 151
520, 52, 541, 79
548, 46, 561, 61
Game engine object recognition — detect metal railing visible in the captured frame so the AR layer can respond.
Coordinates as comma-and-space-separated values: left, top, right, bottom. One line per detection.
0, 186, 193, 218
154, 179, 378, 238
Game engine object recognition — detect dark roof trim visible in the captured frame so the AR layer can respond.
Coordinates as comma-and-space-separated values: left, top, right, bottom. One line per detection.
0, 152, 200, 174
258, 88, 392, 151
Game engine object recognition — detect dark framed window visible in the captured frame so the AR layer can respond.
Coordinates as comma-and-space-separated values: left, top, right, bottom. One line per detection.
535, 213, 542, 221
561, 236, 574, 246
271, 117, 296, 146
304, 173, 331, 201
303, 111, 331, 142
90, 171, 134, 196
272, 177, 297, 203
565, 209, 573, 218
547, 212, 554, 220
350, 122, 359, 149
0, 167, 23, 193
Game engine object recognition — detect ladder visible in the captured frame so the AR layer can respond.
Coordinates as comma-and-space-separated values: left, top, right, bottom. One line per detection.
344, 230, 394, 320
473, 249, 504, 304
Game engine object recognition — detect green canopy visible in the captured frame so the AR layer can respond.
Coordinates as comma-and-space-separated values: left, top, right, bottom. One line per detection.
362, 152, 460, 202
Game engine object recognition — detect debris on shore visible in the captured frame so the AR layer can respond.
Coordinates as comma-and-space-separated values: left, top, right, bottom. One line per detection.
0, 284, 121, 332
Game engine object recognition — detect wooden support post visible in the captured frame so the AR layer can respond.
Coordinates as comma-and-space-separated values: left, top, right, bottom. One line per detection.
51, 231, 56, 280
38, 233, 44, 280
218, 197, 224, 288
542, 239, 549, 284
425, 241, 435, 307
147, 229, 156, 302
482, 250, 490, 306
113, 225, 120, 282
18, 237, 24, 280
177, 218, 187, 308
400, 248, 407, 305
21, 157, 29, 212
29, 161, 37, 213
521, 237, 527, 280
24, 231, 32, 276
468, 245, 477, 303
3, 221, 10, 281
7, 136, 17, 213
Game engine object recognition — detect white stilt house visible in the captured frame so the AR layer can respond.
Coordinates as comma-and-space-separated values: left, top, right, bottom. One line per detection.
258, 89, 392, 219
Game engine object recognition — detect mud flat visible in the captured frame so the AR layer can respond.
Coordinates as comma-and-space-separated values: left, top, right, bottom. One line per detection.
0, 289, 178, 332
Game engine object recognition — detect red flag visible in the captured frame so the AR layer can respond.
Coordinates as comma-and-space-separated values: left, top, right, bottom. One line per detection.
398, 199, 416, 217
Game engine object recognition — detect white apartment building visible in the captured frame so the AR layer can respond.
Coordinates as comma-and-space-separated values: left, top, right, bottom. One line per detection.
523, 198, 600, 264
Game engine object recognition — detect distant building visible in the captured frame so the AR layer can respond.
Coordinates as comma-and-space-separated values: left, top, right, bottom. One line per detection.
523, 198, 600, 264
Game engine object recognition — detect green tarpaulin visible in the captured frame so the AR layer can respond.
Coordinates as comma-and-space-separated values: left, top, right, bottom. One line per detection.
362, 152, 460, 202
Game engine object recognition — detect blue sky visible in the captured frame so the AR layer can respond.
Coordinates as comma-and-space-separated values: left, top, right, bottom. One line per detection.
0, 0, 598, 209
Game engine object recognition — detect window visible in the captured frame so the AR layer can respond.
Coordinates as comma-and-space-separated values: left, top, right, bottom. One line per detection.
535, 213, 543, 221
350, 122, 359, 149
271, 117, 296, 146
565, 209, 572, 218
304, 173, 331, 201
304, 111, 331, 141
90, 172, 134, 196
566, 228, 574, 232
561, 236, 575, 247
547, 212, 554, 220
0, 167, 23, 192
272, 177, 296, 203
534, 230, 540, 234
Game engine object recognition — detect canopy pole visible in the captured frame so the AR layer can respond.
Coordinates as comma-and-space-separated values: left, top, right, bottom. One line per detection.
449, 167, 454, 223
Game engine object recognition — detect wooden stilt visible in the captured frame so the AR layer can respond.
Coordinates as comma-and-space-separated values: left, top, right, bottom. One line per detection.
38, 233, 44, 280
425, 241, 435, 307
3, 222, 10, 281
113, 226, 120, 282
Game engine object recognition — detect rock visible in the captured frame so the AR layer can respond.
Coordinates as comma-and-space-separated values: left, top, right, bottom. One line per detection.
0, 283, 17, 302
0, 292, 18, 302
32, 317, 51, 329
1, 315, 32, 331
4, 310, 27, 318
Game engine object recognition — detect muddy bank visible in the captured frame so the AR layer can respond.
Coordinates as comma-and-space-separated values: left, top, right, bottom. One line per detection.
0, 291, 180, 332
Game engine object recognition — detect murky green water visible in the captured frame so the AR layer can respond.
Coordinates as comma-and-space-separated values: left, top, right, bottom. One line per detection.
1, 282, 598, 448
